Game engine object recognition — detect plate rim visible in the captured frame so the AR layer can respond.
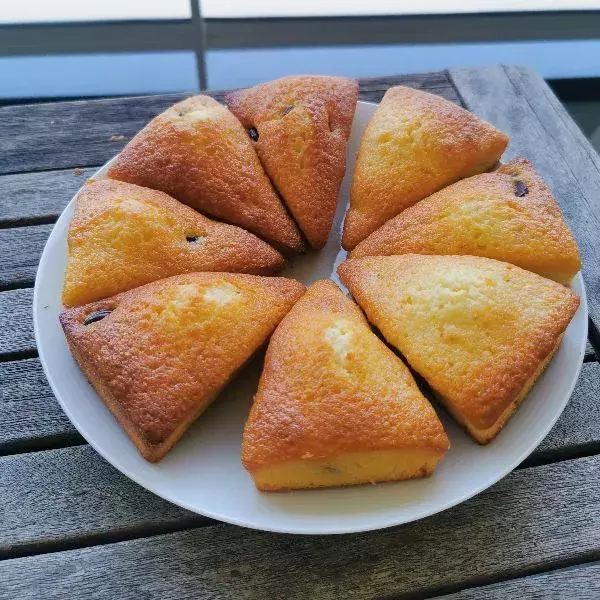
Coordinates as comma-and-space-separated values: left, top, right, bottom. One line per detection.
32, 99, 588, 534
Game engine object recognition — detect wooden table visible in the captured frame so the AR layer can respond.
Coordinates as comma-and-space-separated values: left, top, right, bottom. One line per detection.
1, 65, 600, 599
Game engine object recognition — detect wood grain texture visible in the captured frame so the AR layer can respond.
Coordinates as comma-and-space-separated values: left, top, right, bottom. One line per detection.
434, 562, 600, 599
0, 358, 81, 454
0, 167, 96, 226
0, 73, 457, 176
0, 224, 52, 289
0, 362, 598, 556
449, 65, 600, 333
0, 288, 35, 356
0, 445, 205, 559
0, 455, 598, 599
528, 361, 600, 464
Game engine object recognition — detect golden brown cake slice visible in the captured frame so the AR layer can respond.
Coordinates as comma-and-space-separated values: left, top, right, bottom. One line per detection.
62, 179, 286, 307
242, 279, 449, 491
351, 158, 582, 285
225, 76, 358, 249
107, 95, 305, 253
60, 273, 305, 462
342, 86, 509, 250
339, 255, 579, 444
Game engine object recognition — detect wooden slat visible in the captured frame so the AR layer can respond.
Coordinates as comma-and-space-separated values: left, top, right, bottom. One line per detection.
434, 562, 600, 599
449, 65, 600, 334
357, 72, 460, 104
0, 288, 35, 357
0, 358, 81, 454
528, 361, 600, 464
0, 362, 598, 555
529, 362, 600, 463
0, 167, 96, 226
0, 224, 51, 290
0, 73, 457, 176
0, 455, 598, 599
0, 445, 205, 559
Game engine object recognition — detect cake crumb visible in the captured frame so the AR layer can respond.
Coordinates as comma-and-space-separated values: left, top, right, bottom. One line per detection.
72, 168, 84, 175
110, 135, 125, 142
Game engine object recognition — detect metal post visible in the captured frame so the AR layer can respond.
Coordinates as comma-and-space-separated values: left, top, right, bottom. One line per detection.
190, 0, 207, 90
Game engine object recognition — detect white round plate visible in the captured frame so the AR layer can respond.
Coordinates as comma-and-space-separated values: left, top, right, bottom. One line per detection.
34, 101, 588, 535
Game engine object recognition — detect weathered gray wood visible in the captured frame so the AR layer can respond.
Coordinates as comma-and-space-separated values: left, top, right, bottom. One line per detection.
0, 224, 52, 289
0, 288, 35, 357
434, 562, 600, 599
0, 73, 457, 175
0, 358, 81, 454
528, 361, 600, 464
449, 65, 600, 335
0, 445, 205, 558
0, 167, 96, 226
2, 355, 600, 560
357, 72, 460, 104
0, 455, 598, 599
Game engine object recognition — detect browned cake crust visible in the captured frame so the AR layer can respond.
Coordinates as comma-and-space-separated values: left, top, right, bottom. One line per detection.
62, 179, 286, 307
107, 95, 305, 253
339, 255, 580, 442
226, 76, 358, 249
342, 85, 509, 250
60, 273, 305, 462
242, 280, 449, 489
351, 158, 581, 285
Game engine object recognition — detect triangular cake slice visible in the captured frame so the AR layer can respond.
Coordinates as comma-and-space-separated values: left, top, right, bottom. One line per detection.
60, 273, 305, 462
242, 279, 449, 491
352, 158, 581, 285
226, 76, 358, 249
107, 95, 305, 253
339, 255, 579, 444
62, 179, 286, 307
342, 86, 509, 250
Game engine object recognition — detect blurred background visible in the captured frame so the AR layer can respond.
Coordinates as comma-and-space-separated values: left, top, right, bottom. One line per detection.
1, 0, 599, 150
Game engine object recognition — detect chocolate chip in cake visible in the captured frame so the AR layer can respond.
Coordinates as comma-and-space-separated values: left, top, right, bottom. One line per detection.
282, 105, 294, 117
248, 127, 259, 141
84, 310, 112, 325
186, 235, 200, 242
514, 180, 528, 197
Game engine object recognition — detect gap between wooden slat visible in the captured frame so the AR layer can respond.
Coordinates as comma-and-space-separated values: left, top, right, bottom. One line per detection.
0, 348, 37, 363
587, 318, 600, 359
0, 216, 57, 230
0, 520, 213, 562
0, 436, 84, 458
0, 280, 35, 293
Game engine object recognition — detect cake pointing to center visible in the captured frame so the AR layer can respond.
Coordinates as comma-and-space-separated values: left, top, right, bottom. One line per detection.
107, 95, 305, 253
242, 279, 449, 491
339, 255, 580, 444
62, 179, 286, 307
342, 85, 509, 250
226, 76, 359, 249
60, 273, 305, 462
351, 158, 581, 285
